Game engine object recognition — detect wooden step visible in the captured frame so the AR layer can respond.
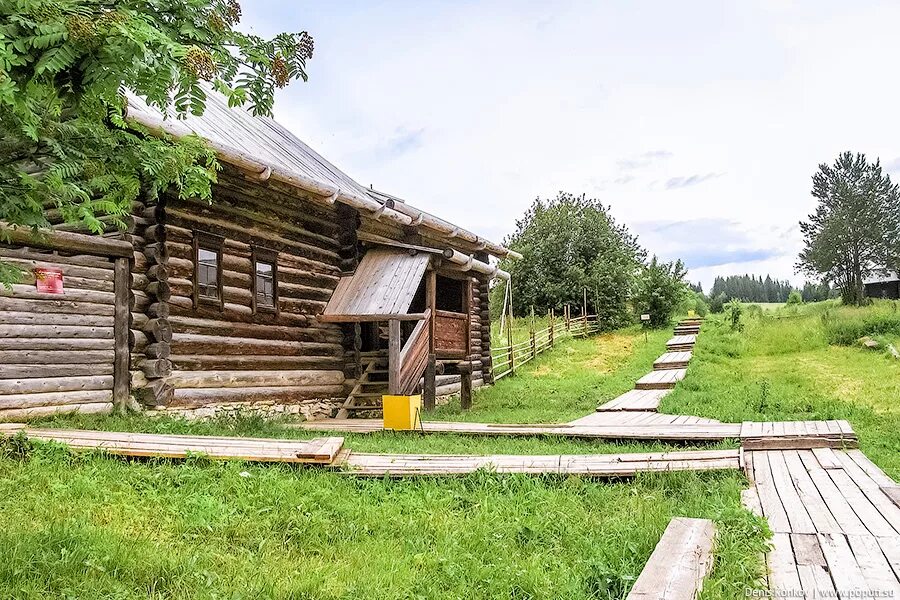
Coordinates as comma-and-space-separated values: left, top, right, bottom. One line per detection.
653, 351, 692, 371
626, 517, 716, 600
635, 369, 686, 390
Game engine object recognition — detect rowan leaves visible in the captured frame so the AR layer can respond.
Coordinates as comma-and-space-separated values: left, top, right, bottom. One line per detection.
0, 0, 313, 284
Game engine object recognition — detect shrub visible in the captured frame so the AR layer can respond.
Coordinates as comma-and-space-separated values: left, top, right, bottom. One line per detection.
786, 290, 803, 305
725, 299, 744, 331
709, 292, 727, 314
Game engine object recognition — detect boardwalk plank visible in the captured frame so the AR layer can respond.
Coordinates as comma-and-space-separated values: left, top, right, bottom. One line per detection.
625, 518, 716, 600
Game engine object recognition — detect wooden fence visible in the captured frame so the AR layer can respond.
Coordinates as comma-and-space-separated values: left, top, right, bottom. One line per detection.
491, 313, 600, 380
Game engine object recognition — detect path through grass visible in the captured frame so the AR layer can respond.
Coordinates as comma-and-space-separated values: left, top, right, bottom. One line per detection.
0, 322, 771, 599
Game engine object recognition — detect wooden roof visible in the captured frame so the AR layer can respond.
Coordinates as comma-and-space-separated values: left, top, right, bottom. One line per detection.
126, 89, 370, 200
323, 248, 430, 319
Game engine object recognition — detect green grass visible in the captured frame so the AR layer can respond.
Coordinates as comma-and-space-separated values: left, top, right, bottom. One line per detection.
664, 301, 900, 479
0, 322, 770, 599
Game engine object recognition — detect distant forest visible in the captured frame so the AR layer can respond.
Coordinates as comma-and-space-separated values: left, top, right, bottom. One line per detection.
692, 275, 836, 304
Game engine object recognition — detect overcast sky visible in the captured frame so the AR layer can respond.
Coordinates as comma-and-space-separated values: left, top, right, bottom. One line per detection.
242, 1, 900, 290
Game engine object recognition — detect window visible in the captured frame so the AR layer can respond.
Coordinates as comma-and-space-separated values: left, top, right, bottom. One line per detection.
252, 246, 279, 314
193, 231, 224, 309
197, 249, 219, 299
435, 275, 467, 313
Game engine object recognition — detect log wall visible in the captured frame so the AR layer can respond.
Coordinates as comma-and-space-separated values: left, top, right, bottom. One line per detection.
134, 171, 351, 409
0, 246, 120, 420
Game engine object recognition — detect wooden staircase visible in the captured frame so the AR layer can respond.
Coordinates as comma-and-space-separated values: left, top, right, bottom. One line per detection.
335, 311, 432, 419
336, 354, 390, 418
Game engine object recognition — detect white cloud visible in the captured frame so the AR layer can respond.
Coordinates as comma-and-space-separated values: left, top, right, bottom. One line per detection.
238, 1, 900, 289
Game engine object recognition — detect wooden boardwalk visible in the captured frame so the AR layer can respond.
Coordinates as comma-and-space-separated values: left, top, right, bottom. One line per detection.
627, 517, 716, 600
635, 368, 687, 390
744, 448, 900, 594
0, 424, 345, 464
666, 334, 697, 351
653, 351, 692, 370
340, 448, 741, 478
596, 389, 671, 411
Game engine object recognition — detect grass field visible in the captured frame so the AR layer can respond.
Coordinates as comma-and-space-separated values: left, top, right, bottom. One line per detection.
665, 299, 900, 479
0, 323, 771, 599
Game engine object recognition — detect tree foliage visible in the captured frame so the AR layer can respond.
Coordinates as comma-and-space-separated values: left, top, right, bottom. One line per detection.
797, 152, 900, 305
497, 192, 646, 329
710, 274, 795, 303
0, 0, 313, 283
632, 256, 688, 328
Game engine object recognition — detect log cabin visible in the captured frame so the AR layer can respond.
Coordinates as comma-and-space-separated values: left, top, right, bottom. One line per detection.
0, 90, 520, 422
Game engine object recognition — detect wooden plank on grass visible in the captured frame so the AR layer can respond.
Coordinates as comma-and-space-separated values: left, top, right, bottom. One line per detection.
767, 533, 802, 591
783, 451, 841, 534
845, 534, 900, 595
816, 533, 871, 598
752, 451, 791, 533
3, 427, 344, 464
791, 534, 836, 598
767, 451, 816, 534
626, 518, 716, 600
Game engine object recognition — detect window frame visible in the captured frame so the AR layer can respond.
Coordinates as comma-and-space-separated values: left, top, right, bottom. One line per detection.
192, 231, 224, 311
251, 246, 279, 315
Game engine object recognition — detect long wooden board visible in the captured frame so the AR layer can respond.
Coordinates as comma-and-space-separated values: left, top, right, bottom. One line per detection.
292, 419, 743, 441
340, 448, 741, 478
627, 517, 716, 600
0, 425, 344, 464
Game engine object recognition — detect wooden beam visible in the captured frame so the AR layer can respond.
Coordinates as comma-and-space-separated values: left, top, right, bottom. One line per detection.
112, 257, 131, 411
388, 319, 401, 395
0, 223, 133, 258
318, 312, 430, 323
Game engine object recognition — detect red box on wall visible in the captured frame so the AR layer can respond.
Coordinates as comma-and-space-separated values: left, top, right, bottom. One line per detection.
34, 267, 64, 294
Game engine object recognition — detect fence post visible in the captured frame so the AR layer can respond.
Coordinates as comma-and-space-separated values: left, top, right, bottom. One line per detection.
530, 306, 536, 358
549, 308, 554, 347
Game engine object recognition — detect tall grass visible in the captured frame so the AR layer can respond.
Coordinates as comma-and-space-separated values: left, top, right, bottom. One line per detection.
820, 300, 900, 345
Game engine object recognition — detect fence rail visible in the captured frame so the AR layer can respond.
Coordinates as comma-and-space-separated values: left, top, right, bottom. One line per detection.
491, 314, 600, 381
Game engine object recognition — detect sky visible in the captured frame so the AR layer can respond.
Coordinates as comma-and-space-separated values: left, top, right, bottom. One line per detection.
241, 1, 900, 290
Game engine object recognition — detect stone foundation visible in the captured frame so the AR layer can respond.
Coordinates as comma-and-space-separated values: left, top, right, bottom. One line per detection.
144, 398, 343, 421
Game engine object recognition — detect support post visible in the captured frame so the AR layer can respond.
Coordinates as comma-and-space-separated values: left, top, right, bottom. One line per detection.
507, 283, 515, 375
113, 257, 131, 412
388, 319, 401, 395
423, 353, 436, 410
458, 361, 473, 410
549, 308, 554, 347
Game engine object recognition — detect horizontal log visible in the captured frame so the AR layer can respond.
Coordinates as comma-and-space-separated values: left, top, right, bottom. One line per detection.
170, 354, 344, 372
170, 333, 342, 357
0, 246, 113, 269
0, 223, 133, 257
0, 364, 114, 379
145, 342, 171, 359
169, 385, 344, 408
168, 316, 341, 343
133, 379, 174, 406
0, 349, 114, 365
145, 280, 171, 301
130, 329, 149, 351
0, 338, 113, 351
0, 311, 112, 327
146, 303, 168, 320
166, 369, 344, 389
0, 375, 113, 395
1, 284, 115, 304
0, 389, 114, 409
140, 358, 172, 378
143, 319, 173, 344
0, 256, 114, 281
0, 324, 114, 339
0, 402, 113, 422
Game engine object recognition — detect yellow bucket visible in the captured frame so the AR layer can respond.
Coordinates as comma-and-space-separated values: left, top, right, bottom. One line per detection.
383, 394, 422, 430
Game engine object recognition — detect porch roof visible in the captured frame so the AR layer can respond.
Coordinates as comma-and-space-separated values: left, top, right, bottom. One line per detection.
321, 248, 430, 322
